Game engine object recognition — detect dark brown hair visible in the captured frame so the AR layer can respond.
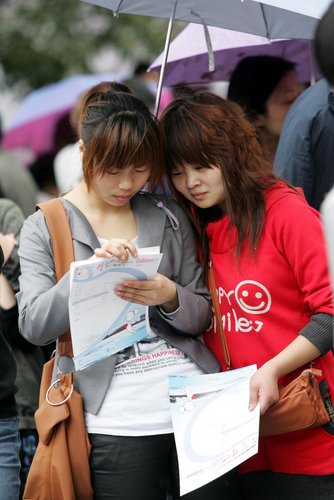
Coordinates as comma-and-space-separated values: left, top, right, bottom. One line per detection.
78, 81, 165, 191
160, 89, 282, 264
314, 1, 334, 86
227, 56, 296, 120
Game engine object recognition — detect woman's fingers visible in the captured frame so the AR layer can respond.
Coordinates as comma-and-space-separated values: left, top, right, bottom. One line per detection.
115, 274, 178, 309
249, 366, 280, 415
248, 382, 260, 412
115, 278, 159, 304
91, 249, 179, 309
94, 239, 138, 261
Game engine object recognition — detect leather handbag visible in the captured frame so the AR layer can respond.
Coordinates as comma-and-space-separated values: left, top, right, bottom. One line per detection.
208, 261, 330, 437
23, 198, 93, 500
259, 367, 330, 436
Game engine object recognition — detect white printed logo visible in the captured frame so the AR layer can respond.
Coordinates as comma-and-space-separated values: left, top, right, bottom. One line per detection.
213, 280, 271, 333
235, 280, 271, 314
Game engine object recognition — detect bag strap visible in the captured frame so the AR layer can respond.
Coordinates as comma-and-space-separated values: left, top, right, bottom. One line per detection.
36, 198, 74, 357
208, 260, 231, 370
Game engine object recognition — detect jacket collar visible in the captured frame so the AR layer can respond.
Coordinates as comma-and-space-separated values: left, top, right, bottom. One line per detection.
132, 192, 167, 250
61, 192, 168, 252
61, 198, 99, 251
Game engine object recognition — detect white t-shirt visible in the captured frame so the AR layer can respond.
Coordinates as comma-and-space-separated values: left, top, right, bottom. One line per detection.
54, 141, 82, 193
85, 237, 204, 436
321, 187, 334, 291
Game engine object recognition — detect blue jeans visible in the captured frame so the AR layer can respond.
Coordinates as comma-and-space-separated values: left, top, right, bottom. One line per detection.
0, 416, 21, 500
19, 430, 38, 498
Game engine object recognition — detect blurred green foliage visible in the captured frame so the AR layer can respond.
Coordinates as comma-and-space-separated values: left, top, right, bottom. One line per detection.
0, 0, 181, 92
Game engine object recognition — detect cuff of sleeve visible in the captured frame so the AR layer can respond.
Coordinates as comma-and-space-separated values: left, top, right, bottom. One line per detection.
299, 313, 333, 355
156, 305, 180, 318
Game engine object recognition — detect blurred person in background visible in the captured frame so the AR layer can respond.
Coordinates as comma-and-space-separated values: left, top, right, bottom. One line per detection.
54, 94, 84, 194
314, 1, 334, 317
124, 61, 174, 117
0, 115, 38, 218
53, 109, 78, 154
0, 198, 44, 498
0, 225, 21, 499
274, 78, 334, 211
228, 55, 301, 165
314, 2, 334, 86
274, 19, 334, 213
29, 152, 59, 201
124, 61, 158, 111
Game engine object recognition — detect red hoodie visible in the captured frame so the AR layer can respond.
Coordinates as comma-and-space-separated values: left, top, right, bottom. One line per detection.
204, 183, 334, 475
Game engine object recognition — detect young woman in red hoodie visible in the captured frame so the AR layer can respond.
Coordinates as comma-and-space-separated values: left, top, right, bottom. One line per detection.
160, 90, 334, 499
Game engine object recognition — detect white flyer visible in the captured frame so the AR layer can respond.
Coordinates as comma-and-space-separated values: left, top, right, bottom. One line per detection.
69, 247, 162, 371
169, 365, 259, 496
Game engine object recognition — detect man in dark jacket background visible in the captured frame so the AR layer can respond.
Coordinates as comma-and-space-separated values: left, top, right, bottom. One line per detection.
314, 1, 334, 348
274, 77, 334, 211
0, 230, 21, 499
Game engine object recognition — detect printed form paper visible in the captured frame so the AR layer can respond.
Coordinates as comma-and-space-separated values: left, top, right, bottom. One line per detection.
169, 365, 259, 496
69, 247, 162, 370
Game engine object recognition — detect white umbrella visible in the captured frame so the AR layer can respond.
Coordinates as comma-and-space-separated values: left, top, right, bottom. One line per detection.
250, 0, 331, 18
149, 25, 321, 86
80, 0, 328, 36
80, 0, 330, 113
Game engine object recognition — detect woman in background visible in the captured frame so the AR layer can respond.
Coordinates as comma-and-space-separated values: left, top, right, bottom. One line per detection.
227, 55, 301, 164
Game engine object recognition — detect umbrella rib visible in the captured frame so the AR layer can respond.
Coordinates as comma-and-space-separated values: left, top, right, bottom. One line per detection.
154, 0, 179, 116
115, 0, 124, 14
191, 11, 215, 72
259, 3, 270, 39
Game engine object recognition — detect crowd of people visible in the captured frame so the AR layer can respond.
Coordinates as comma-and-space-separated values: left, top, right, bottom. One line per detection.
0, 3, 334, 500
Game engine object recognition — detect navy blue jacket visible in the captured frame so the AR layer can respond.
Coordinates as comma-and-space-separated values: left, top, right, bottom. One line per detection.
274, 79, 334, 211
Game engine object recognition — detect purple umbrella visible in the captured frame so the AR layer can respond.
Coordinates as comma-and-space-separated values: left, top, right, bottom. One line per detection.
2, 73, 121, 158
150, 24, 322, 86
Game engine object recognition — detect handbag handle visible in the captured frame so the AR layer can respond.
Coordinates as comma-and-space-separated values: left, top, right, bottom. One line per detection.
208, 260, 231, 370
36, 198, 74, 358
